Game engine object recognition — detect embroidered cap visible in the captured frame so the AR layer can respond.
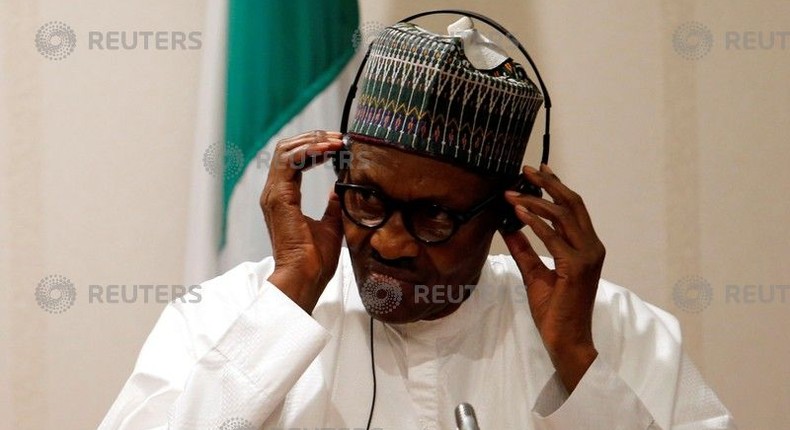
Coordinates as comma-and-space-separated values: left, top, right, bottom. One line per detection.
348, 19, 544, 177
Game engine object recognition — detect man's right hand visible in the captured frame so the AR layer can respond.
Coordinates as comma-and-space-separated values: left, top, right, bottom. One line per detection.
260, 130, 345, 314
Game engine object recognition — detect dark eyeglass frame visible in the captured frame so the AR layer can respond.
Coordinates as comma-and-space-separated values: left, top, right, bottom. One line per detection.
334, 181, 501, 245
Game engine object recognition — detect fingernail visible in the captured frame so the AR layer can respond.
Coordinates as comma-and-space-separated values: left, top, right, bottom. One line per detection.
505, 190, 521, 197
516, 205, 531, 215
524, 165, 538, 173
541, 163, 552, 172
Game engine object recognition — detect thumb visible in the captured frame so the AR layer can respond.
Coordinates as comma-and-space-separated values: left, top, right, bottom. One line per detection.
501, 230, 548, 286
320, 190, 343, 233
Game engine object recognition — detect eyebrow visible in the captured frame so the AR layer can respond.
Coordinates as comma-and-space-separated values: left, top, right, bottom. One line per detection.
347, 168, 466, 210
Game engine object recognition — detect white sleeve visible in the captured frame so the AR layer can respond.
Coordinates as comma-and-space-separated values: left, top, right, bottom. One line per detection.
530, 355, 736, 430
531, 356, 659, 429
98, 280, 331, 430
669, 353, 737, 430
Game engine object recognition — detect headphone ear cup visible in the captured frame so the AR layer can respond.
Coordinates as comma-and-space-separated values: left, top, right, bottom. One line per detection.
521, 182, 543, 199
499, 214, 525, 234
514, 176, 542, 198
498, 174, 542, 233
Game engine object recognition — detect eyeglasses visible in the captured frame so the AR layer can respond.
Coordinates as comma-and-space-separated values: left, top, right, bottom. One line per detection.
334, 181, 500, 244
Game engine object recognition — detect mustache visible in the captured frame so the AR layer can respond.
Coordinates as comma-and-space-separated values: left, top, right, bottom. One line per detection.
370, 249, 416, 271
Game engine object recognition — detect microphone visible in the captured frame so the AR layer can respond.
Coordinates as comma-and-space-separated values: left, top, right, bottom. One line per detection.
454, 402, 480, 430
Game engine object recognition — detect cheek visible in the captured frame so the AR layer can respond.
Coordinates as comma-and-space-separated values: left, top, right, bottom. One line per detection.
342, 217, 368, 250
458, 216, 498, 251
429, 225, 495, 283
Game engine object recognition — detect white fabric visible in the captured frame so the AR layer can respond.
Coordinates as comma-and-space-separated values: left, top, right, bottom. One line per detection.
100, 249, 736, 429
447, 17, 510, 70
182, 0, 228, 286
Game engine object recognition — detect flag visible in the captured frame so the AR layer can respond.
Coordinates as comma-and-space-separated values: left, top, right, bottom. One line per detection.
185, 0, 360, 284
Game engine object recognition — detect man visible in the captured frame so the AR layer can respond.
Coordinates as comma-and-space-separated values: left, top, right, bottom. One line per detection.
101, 19, 736, 429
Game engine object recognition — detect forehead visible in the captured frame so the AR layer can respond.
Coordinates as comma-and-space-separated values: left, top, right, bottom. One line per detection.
347, 143, 496, 207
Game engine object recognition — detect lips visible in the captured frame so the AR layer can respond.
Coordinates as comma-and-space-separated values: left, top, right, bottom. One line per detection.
365, 261, 422, 284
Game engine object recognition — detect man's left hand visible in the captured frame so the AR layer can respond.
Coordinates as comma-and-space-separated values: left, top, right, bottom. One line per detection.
501, 163, 606, 393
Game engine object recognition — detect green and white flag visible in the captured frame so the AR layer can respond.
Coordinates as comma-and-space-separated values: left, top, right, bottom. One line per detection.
185, 0, 360, 284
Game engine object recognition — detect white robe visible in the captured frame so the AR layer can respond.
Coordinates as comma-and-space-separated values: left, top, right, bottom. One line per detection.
99, 249, 736, 429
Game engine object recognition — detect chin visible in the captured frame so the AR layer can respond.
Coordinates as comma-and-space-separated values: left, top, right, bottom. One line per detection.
354, 271, 400, 317
359, 289, 449, 324
363, 302, 441, 324
356, 277, 433, 323
365, 308, 414, 324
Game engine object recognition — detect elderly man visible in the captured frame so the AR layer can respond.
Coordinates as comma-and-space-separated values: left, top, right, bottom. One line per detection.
101, 20, 735, 430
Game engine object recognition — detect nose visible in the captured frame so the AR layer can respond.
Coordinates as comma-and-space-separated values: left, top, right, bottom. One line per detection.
370, 211, 420, 259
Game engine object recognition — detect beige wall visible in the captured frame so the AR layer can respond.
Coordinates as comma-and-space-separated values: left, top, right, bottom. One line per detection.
2, 0, 787, 429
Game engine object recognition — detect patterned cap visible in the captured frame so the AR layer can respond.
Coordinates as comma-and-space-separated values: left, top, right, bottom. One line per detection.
349, 21, 544, 177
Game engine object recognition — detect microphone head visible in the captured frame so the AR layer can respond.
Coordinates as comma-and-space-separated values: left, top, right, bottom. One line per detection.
454, 402, 480, 430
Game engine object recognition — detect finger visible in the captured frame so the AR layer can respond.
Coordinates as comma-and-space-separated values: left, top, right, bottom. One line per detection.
504, 192, 586, 249
523, 164, 596, 233
276, 130, 343, 152
501, 230, 550, 286
307, 191, 344, 248
282, 138, 343, 170
262, 131, 342, 231
269, 138, 342, 182
260, 175, 306, 249
272, 130, 341, 170
522, 164, 572, 205
298, 151, 334, 172
309, 191, 345, 283
276, 131, 343, 155
513, 204, 573, 257
321, 190, 343, 226
261, 168, 303, 211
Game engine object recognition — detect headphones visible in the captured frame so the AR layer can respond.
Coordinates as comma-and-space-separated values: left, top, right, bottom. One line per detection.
335, 10, 552, 235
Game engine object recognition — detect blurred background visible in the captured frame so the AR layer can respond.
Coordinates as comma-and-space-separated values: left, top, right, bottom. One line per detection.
1, 0, 788, 428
